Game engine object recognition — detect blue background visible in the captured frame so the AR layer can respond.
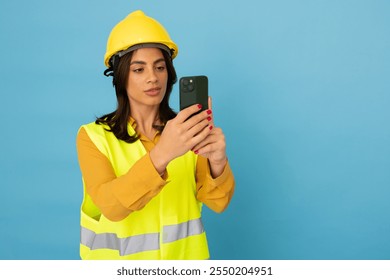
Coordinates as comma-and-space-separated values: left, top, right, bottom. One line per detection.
0, 0, 389, 259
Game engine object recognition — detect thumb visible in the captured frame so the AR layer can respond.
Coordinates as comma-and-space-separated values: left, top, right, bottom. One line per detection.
208, 96, 215, 127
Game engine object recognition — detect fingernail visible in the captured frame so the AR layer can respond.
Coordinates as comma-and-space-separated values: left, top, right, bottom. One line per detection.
207, 116, 212, 121
207, 109, 212, 115
209, 125, 213, 130
197, 104, 202, 109
194, 150, 199, 154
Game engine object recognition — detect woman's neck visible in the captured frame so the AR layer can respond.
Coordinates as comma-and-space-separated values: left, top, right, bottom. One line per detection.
130, 105, 160, 139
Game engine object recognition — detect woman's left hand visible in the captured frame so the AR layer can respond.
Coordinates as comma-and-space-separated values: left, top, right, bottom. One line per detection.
191, 97, 228, 178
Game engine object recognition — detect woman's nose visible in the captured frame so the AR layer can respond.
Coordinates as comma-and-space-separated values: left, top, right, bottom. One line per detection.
147, 68, 158, 83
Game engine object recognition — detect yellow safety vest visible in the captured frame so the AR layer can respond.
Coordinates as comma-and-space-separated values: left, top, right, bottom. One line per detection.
79, 122, 210, 259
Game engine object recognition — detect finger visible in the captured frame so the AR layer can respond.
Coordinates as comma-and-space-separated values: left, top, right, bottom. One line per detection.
207, 96, 215, 127
189, 123, 213, 149
192, 135, 214, 153
193, 127, 223, 151
187, 117, 212, 137
195, 135, 226, 158
182, 108, 212, 131
194, 141, 216, 156
176, 104, 203, 123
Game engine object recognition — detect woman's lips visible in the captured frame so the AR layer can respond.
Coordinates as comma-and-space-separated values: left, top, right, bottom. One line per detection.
144, 87, 161, 96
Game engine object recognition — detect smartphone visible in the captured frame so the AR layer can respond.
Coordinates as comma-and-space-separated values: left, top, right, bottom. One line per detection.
179, 75, 208, 113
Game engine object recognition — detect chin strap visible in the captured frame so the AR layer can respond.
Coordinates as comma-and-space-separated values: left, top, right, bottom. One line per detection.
103, 55, 119, 86
103, 67, 113, 77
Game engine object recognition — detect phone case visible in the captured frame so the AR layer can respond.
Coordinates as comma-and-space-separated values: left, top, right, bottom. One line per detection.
179, 75, 208, 112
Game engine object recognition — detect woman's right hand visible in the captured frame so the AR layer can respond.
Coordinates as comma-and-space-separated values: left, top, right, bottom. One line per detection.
150, 104, 213, 175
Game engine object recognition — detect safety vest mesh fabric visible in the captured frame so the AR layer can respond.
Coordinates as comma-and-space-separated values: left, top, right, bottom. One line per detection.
79, 122, 210, 260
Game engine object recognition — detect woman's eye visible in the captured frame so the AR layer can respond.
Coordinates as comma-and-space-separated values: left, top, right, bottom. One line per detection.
156, 65, 166, 71
132, 68, 143, 73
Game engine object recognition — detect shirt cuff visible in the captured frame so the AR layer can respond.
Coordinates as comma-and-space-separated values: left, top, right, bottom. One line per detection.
205, 160, 232, 189
111, 153, 167, 209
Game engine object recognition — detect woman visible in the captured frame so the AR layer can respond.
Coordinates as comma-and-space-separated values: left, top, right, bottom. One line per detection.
76, 10, 235, 260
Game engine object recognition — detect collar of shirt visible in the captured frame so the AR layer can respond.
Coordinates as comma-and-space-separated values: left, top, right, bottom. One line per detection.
129, 117, 161, 149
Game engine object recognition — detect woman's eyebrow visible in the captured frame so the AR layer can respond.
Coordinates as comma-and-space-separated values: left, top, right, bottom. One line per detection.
130, 58, 165, 66
153, 58, 165, 64
130, 60, 146, 66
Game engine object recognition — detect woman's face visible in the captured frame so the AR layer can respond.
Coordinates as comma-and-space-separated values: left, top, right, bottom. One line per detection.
126, 47, 168, 110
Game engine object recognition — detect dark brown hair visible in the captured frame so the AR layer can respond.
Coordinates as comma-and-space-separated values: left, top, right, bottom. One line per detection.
96, 49, 177, 143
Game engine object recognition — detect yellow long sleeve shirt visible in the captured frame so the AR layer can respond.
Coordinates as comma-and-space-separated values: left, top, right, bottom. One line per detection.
76, 120, 235, 222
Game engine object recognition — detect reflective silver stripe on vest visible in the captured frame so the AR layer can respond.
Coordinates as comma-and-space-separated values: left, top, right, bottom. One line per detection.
81, 227, 159, 256
81, 217, 204, 255
163, 218, 204, 243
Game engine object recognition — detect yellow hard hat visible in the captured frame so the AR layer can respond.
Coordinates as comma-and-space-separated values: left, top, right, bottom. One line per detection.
104, 10, 178, 67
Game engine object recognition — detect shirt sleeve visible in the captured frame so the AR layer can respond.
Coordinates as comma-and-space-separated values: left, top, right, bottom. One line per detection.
76, 127, 168, 221
195, 156, 235, 213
